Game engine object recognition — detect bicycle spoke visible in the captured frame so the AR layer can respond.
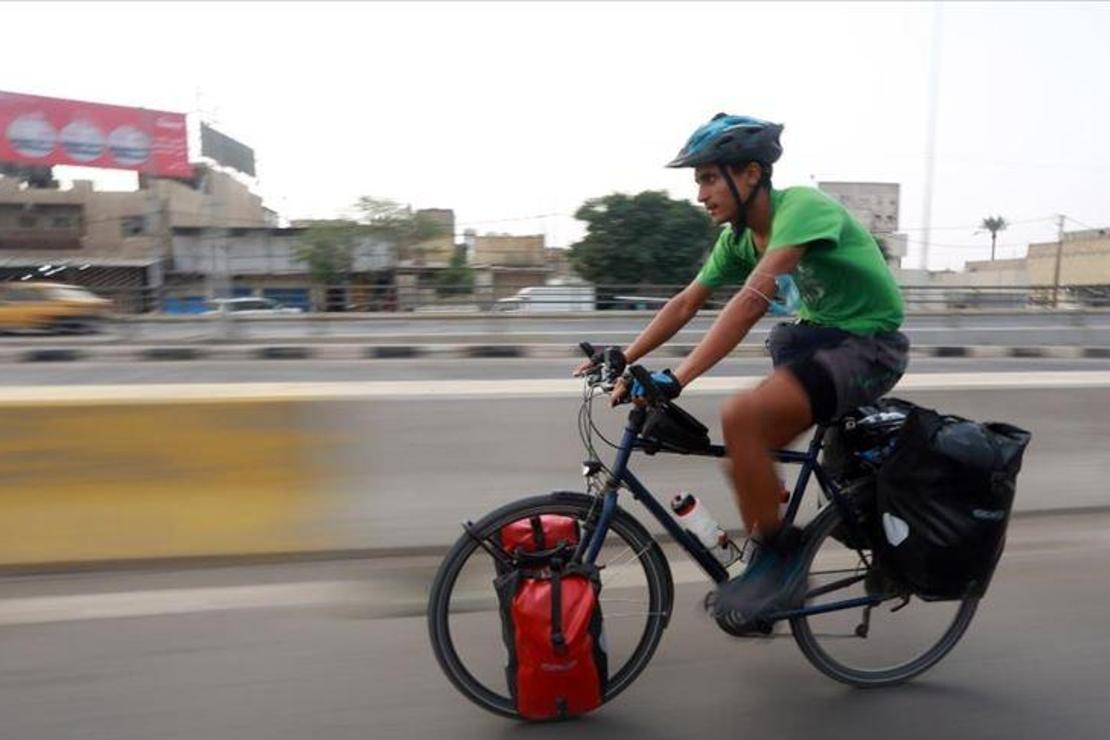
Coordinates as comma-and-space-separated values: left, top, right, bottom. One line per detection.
599, 542, 653, 589
601, 542, 647, 571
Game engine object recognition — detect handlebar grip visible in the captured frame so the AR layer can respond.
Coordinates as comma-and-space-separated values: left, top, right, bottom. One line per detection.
628, 365, 660, 403
579, 341, 596, 358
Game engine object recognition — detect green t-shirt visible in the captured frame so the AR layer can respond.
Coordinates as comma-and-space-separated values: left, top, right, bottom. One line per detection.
696, 186, 904, 334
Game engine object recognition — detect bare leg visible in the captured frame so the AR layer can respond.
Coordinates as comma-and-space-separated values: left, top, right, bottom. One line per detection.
720, 370, 814, 538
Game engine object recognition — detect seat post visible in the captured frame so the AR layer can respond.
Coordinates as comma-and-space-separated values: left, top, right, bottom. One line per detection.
807, 424, 828, 457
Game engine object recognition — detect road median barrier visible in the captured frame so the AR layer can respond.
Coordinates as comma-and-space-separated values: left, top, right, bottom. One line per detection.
1, 342, 1104, 363
0, 396, 339, 568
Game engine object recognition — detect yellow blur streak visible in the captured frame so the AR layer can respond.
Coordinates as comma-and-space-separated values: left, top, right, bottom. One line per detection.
0, 402, 314, 564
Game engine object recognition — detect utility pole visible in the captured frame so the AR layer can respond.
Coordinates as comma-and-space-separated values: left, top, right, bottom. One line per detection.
1051, 214, 1066, 308
920, 1, 943, 271
142, 109, 164, 316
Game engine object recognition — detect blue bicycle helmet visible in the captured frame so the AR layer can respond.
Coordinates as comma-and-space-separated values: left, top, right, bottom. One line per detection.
667, 113, 784, 169
668, 113, 785, 232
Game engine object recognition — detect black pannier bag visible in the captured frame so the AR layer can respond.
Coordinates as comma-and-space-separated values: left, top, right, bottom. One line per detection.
494, 515, 608, 720
822, 398, 915, 484
875, 407, 1031, 600
822, 399, 914, 550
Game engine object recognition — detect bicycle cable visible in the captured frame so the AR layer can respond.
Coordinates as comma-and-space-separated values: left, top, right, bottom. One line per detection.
586, 386, 621, 452
577, 381, 617, 481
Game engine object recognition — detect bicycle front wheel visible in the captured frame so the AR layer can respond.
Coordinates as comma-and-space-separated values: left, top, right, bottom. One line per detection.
790, 503, 979, 687
427, 491, 674, 719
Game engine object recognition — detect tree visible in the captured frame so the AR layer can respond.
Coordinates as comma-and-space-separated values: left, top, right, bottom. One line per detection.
979, 215, 1008, 261
568, 191, 719, 287
354, 196, 447, 245
293, 197, 453, 309
435, 248, 475, 298
292, 220, 358, 286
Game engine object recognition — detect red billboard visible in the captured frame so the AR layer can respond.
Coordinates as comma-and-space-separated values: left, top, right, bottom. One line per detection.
0, 90, 191, 178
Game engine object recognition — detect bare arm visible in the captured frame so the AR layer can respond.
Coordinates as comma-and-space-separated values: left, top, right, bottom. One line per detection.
623, 281, 712, 364
594, 281, 710, 400
672, 247, 805, 387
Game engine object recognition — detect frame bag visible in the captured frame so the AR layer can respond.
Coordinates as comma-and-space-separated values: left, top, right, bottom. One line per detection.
495, 515, 608, 720
875, 408, 1031, 600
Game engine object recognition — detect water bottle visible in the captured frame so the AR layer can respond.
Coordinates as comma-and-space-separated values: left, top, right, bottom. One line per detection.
671, 493, 737, 566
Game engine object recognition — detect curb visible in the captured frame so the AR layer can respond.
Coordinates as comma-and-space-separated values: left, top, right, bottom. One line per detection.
1, 343, 1108, 364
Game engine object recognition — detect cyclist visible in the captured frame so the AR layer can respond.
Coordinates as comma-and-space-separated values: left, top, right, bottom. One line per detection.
576, 113, 908, 628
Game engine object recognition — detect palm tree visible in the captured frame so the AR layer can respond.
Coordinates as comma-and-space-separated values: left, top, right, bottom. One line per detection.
979, 216, 1008, 261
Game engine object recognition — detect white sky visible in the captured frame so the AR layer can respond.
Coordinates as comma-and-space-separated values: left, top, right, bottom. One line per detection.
5, 1, 1109, 270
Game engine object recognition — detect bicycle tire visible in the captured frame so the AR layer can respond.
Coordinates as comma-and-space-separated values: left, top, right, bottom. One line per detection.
790, 503, 979, 688
427, 491, 674, 719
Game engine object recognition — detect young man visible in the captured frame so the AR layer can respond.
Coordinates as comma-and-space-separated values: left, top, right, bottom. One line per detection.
578, 113, 908, 628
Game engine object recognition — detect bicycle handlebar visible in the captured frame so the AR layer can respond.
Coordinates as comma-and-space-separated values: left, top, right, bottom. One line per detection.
579, 340, 666, 407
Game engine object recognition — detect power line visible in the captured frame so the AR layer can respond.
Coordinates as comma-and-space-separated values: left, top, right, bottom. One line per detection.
895, 216, 1055, 232
1063, 215, 1105, 231
900, 235, 1031, 250
456, 211, 570, 227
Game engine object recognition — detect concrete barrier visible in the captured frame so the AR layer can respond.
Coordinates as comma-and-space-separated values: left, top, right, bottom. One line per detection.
0, 399, 323, 565
0, 342, 1106, 364
0, 372, 1107, 569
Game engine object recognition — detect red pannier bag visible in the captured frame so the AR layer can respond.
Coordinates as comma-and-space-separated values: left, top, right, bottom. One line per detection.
495, 515, 608, 720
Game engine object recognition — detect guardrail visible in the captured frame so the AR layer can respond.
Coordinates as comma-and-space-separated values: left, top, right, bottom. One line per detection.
40, 282, 1110, 315
86, 304, 1110, 347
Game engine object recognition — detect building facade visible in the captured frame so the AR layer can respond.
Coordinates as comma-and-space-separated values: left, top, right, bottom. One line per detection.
817, 181, 907, 268
0, 167, 273, 309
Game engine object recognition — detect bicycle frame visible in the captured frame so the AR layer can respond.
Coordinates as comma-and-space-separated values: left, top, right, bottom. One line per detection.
579, 405, 884, 621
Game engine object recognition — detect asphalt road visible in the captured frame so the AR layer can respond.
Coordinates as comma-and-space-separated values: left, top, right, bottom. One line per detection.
0, 510, 1107, 740
2, 360, 1106, 738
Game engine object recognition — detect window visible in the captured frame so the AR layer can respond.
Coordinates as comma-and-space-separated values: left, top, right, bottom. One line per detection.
1, 286, 43, 302
121, 216, 145, 237
51, 216, 72, 229
18, 215, 36, 228
45, 286, 96, 301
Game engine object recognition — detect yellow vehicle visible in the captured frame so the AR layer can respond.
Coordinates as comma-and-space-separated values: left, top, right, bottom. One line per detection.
0, 282, 113, 334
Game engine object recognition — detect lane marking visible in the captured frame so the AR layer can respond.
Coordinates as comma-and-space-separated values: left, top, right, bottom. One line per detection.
0, 371, 1109, 405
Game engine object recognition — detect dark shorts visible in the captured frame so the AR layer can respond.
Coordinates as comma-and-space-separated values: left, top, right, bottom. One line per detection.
765, 321, 910, 424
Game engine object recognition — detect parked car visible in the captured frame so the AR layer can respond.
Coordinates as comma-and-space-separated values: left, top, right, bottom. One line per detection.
495, 283, 596, 312
202, 297, 305, 316
0, 281, 113, 334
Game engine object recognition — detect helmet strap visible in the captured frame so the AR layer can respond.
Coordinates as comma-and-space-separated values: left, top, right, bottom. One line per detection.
719, 162, 766, 234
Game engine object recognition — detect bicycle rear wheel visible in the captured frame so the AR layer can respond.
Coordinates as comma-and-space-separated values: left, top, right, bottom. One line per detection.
790, 504, 979, 687
427, 491, 674, 719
